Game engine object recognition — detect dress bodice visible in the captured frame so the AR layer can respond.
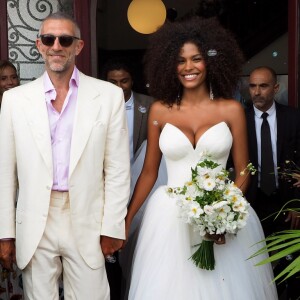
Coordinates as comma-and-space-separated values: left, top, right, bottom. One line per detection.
159, 122, 233, 186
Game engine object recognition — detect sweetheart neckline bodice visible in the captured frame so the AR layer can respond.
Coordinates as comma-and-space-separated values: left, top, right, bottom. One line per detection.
162, 122, 228, 150
159, 121, 233, 187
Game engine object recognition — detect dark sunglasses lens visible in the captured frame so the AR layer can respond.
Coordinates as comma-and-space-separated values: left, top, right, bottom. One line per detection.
41, 35, 55, 46
40, 35, 75, 47
58, 36, 74, 47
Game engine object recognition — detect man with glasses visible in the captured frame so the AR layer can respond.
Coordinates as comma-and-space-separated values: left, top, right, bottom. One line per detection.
0, 12, 130, 300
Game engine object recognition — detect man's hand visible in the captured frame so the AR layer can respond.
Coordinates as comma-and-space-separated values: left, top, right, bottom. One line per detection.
0, 240, 16, 271
205, 233, 226, 245
100, 236, 123, 257
285, 211, 300, 229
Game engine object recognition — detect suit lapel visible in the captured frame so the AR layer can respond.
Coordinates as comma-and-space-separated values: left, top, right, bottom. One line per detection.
69, 73, 102, 177
22, 77, 53, 176
133, 93, 143, 153
247, 107, 258, 166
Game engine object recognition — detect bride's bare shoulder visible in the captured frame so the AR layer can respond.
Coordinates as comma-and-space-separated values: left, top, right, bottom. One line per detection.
218, 98, 244, 113
149, 100, 173, 117
148, 100, 174, 129
150, 100, 170, 111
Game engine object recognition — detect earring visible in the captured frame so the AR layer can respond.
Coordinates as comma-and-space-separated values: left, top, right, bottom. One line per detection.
209, 83, 214, 100
176, 85, 182, 104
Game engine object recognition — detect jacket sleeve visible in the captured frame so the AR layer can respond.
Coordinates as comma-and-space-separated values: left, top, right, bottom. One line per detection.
100, 88, 131, 239
0, 92, 18, 239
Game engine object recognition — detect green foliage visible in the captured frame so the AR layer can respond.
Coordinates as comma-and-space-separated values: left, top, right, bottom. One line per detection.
250, 200, 300, 282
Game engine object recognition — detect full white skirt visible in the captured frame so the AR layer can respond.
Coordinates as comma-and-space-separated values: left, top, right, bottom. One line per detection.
128, 186, 278, 300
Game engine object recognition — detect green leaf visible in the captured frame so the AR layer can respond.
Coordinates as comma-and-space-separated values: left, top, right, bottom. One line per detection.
255, 244, 300, 266
275, 256, 300, 282
261, 238, 300, 253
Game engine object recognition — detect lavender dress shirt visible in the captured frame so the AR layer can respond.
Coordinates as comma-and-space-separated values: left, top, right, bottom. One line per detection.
44, 67, 79, 191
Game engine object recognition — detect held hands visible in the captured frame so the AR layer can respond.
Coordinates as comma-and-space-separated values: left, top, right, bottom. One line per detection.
100, 236, 123, 259
0, 240, 16, 271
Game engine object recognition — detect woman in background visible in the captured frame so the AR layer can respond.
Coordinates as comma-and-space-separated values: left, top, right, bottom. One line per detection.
0, 60, 19, 109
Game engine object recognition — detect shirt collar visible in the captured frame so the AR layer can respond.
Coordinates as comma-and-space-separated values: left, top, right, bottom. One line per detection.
125, 92, 134, 110
253, 101, 276, 118
43, 67, 79, 103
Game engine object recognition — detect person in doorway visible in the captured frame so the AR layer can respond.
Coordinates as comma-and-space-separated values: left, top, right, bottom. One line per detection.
245, 65, 300, 299
101, 58, 153, 165
101, 58, 161, 300
0, 60, 19, 109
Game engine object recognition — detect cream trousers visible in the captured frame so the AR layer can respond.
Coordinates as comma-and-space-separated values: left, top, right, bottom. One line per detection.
22, 191, 109, 300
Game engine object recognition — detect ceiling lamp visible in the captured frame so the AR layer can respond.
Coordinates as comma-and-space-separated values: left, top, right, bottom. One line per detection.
127, 0, 167, 34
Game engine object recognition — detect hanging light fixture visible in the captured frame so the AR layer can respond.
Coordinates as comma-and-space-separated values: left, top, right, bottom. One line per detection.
127, 0, 167, 34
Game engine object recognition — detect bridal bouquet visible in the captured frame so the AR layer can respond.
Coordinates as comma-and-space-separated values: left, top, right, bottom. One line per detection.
167, 154, 255, 270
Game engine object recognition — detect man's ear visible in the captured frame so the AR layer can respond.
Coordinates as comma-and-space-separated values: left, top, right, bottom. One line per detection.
75, 40, 84, 56
36, 39, 42, 53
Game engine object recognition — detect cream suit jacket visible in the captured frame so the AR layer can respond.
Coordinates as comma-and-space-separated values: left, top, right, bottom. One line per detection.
0, 72, 130, 270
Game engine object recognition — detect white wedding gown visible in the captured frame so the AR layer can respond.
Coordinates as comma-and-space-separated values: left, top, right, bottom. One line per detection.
128, 122, 277, 300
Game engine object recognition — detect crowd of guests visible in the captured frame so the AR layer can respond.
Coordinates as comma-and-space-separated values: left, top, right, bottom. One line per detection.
0, 8, 299, 300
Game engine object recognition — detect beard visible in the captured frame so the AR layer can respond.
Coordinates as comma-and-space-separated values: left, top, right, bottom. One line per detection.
252, 96, 265, 102
44, 51, 75, 73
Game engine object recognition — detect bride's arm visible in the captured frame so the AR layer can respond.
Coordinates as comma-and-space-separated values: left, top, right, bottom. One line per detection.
226, 100, 250, 194
125, 102, 163, 235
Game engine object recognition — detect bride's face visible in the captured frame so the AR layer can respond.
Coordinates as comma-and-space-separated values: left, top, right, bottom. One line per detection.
176, 42, 207, 89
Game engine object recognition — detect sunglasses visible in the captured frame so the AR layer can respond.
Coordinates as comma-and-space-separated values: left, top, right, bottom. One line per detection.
39, 34, 80, 47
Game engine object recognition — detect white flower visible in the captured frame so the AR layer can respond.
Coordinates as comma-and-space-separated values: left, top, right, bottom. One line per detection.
202, 178, 216, 191
216, 205, 231, 219
187, 202, 203, 218
236, 214, 248, 228
185, 181, 199, 196
232, 198, 249, 212
204, 205, 214, 215
212, 201, 228, 209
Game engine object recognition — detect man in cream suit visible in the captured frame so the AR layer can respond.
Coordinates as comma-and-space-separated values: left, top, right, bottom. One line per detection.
0, 12, 130, 300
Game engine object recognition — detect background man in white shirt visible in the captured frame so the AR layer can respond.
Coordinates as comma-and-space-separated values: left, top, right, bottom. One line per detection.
101, 58, 154, 300
245, 66, 300, 299
102, 58, 154, 165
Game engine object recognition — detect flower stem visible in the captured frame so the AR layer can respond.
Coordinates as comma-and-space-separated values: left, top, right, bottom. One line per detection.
191, 240, 215, 270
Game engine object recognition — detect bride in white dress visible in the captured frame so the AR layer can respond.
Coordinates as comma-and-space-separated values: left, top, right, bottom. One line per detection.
125, 16, 278, 300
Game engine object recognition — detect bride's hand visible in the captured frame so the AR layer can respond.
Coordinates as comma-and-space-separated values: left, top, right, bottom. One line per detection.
205, 233, 226, 245
121, 218, 131, 249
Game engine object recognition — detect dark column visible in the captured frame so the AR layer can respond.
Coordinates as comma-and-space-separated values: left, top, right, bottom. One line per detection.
74, 0, 92, 76
0, 0, 8, 59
